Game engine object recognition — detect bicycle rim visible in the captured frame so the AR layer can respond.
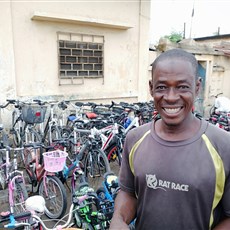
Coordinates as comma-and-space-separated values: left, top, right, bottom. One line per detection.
38, 175, 67, 219
84, 149, 111, 190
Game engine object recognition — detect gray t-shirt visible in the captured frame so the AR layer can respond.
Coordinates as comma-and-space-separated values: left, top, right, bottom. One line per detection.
119, 119, 230, 230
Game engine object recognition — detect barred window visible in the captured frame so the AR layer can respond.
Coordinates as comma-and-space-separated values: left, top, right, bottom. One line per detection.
57, 32, 104, 85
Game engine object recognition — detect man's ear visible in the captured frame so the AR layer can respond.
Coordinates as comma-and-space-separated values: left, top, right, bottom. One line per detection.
149, 80, 154, 97
195, 77, 202, 96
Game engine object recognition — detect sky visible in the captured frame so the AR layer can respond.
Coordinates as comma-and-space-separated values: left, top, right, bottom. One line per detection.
150, 0, 230, 44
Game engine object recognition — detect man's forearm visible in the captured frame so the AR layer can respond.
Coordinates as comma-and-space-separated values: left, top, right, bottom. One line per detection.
110, 190, 137, 229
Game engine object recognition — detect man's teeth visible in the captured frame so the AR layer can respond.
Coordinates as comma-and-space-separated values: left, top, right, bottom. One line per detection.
164, 108, 181, 114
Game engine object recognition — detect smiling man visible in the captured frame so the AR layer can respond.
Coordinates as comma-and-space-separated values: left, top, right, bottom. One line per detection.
110, 49, 230, 230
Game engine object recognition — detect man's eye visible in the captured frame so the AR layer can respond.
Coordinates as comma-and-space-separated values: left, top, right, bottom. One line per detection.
156, 86, 166, 90
178, 85, 189, 89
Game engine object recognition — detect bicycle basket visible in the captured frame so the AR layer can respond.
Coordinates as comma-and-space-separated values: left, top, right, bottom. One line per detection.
43, 150, 68, 172
22, 104, 47, 124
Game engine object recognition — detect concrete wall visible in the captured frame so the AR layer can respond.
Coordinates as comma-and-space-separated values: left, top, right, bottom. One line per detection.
0, 0, 151, 126
0, 0, 150, 101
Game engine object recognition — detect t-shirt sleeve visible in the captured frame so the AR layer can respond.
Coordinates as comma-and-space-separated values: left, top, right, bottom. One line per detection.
118, 132, 136, 194
221, 177, 230, 216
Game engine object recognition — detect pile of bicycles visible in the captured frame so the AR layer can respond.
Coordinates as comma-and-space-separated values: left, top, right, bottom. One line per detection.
0, 98, 155, 229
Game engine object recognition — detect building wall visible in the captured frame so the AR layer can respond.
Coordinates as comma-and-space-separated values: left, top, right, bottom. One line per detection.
0, 0, 150, 100
0, 0, 151, 126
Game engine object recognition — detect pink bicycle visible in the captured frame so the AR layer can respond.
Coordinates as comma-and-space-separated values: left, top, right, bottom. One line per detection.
0, 145, 28, 215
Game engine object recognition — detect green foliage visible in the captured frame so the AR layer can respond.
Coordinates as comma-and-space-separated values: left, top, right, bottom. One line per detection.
164, 31, 183, 43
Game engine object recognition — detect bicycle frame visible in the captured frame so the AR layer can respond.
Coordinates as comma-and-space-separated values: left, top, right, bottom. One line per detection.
89, 123, 122, 152
23, 146, 54, 193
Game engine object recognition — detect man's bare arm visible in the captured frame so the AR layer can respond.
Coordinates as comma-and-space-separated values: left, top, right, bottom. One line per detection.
109, 190, 137, 229
213, 217, 230, 230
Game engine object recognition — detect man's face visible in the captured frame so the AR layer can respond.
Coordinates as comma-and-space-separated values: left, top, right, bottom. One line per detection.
149, 58, 200, 127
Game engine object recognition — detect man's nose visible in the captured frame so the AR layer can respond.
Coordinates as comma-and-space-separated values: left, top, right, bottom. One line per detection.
164, 88, 179, 101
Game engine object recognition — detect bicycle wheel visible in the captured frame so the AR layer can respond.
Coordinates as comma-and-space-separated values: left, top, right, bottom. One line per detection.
96, 187, 106, 200
105, 143, 122, 176
84, 149, 111, 190
38, 175, 67, 219
11, 172, 28, 214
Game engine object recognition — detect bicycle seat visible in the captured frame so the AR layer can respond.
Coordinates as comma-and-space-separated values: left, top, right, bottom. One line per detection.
25, 195, 45, 213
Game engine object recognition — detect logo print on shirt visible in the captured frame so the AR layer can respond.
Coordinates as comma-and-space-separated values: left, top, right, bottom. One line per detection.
146, 174, 166, 191
146, 174, 189, 192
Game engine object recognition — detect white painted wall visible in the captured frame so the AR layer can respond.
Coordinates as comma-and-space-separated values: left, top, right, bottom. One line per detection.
0, 0, 151, 127
0, 0, 150, 100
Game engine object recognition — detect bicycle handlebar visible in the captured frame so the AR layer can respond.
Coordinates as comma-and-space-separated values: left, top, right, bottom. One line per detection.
32, 204, 74, 230
1, 211, 32, 228
3, 205, 75, 230
0, 101, 11, 109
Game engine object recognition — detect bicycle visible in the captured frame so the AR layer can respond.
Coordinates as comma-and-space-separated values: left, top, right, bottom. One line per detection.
54, 138, 87, 193
33, 100, 62, 145
67, 128, 111, 190
21, 142, 68, 219
73, 182, 114, 229
1, 194, 73, 229
96, 172, 136, 230
1, 185, 110, 230
86, 124, 123, 176
96, 172, 120, 202
0, 144, 28, 216
6, 99, 46, 147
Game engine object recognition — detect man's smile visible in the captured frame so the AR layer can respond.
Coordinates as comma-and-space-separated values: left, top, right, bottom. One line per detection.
163, 107, 182, 114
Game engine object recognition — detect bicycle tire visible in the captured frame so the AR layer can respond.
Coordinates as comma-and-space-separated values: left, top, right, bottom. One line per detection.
84, 149, 111, 190
96, 187, 106, 200
38, 175, 67, 219
105, 142, 122, 176
10, 172, 29, 215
